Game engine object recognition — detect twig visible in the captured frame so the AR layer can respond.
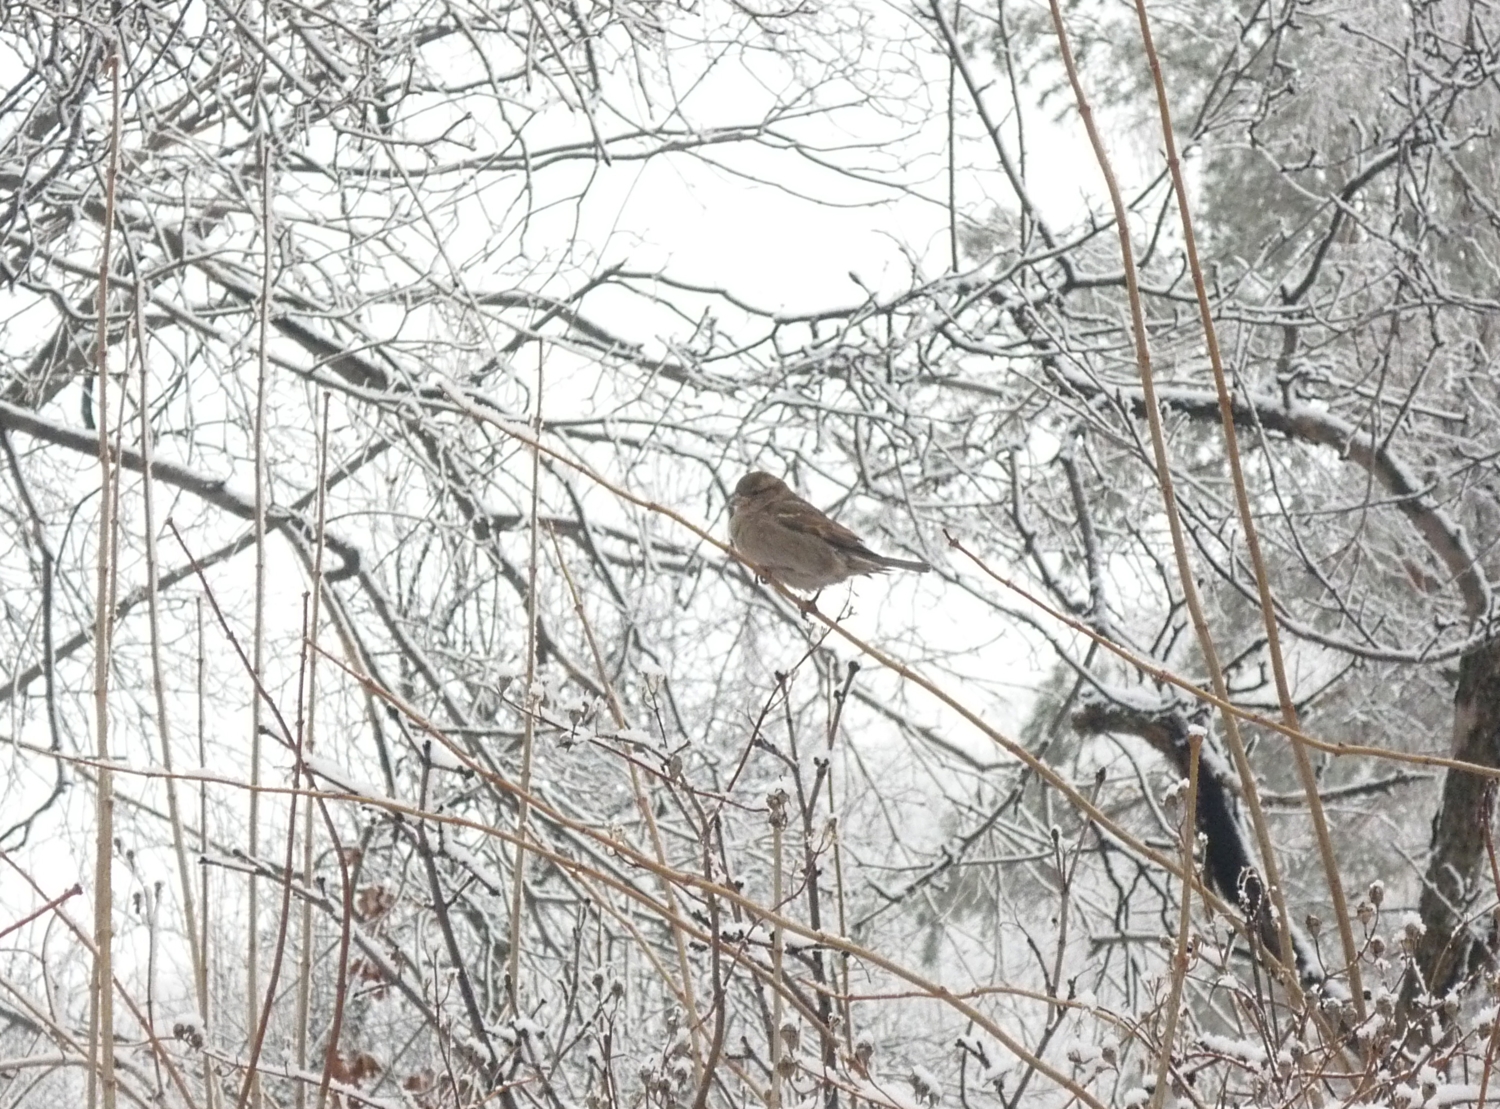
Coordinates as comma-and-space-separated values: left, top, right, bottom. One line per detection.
0, 882, 82, 943
1151, 727, 1202, 1109
507, 344, 544, 1011
87, 44, 123, 1109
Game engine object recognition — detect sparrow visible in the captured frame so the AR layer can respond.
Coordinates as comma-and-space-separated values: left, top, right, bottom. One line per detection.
728, 471, 931, 591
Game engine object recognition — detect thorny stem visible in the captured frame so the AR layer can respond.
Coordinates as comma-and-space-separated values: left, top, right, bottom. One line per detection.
88, 45, 122, 1109
769, 789, 787, 1109
134, 287, 207, 1032
234, 608, 306, 1109
1044, 0, 1303, 1004
1128, 0, 1365, 1020
826, 662, 858, 1055
508, 344, 544, 1011
1152, 728, 1202, 1109
245, 127, 274, 1109
312, 803, 356, 1108
197, 598, 216, 1109
293, 395, 330, 1106
690, 829, 729, 1109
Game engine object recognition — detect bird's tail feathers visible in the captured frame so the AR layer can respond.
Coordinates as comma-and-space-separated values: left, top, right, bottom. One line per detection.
879, 555, 932, 573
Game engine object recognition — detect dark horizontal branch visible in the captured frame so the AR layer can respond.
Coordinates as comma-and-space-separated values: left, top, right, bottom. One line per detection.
0, 399, 361, 581
1072, 697, 1328, 991
1053, 372, 1492, 625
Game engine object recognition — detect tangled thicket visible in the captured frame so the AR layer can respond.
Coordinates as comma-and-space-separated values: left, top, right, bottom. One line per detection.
1, 0, 1499, 1107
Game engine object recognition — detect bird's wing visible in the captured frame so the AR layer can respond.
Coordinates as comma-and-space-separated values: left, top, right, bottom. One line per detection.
770, 502, 870, 552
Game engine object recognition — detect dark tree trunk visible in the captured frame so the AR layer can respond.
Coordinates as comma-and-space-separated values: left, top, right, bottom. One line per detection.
1071, 701, 1322, 988
1403, 638, 1500, 1013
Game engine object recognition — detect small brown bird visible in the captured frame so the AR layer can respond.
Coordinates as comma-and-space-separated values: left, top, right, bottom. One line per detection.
728, 471, 931, 591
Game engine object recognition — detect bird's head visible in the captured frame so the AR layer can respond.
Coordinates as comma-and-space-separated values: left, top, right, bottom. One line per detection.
733, 471, 788, 500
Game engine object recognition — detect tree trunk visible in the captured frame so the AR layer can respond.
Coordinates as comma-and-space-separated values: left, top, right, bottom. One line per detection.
1404, 638, 1500, 1014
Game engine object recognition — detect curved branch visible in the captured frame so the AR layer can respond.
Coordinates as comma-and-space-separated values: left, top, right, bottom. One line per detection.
1053, 373, 1493, 625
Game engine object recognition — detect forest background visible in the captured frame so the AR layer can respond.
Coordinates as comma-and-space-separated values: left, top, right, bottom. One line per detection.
1, 0, 1499, 1107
